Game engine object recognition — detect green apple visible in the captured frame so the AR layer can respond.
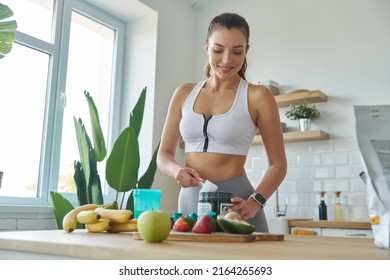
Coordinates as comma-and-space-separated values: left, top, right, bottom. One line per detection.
137, 210, 171, 242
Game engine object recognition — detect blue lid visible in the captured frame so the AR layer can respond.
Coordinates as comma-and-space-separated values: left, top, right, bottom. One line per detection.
133, 189, 161, 196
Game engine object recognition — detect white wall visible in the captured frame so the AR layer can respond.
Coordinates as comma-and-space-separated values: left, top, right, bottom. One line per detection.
189, 0, 390, 221
138, 0, 196, 212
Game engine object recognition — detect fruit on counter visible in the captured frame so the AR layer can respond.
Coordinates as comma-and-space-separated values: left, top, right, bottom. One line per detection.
137, 210, 172, 243
216, 214, 255, 234
85, 218, 113, 233
107, 219, 138, 233
224, 211, 241, 221
172, 216, 196, 232
76, 210, 101, 224
62, 201, 118, 233
62, 204, 101, 233
192, 214, 215, 234
95, 207, 133, 223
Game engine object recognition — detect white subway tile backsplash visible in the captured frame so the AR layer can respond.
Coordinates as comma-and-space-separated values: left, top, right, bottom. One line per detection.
247, 137, 369, 221
284, 142, 310, 154
345, 193, 368, 206
297, 154, 321, 166
334, 138, 359, 151
298, 206, 317, 219
0, 207, 58, 231
322, 152, 348, 165
310, 166, 335, 179
285, 167, 310, 180
17, 218, 57, 231
0, 219, 17, 231
349, 150, 363, 164
335, 165, 355, 178
251, 157, 268, 169
278, 181, 297, 192
350, 178, 367, 192
322, 179, 349, 191
295, 180, 322, 192
286, 155, 297, 168
309, 140, 335, 153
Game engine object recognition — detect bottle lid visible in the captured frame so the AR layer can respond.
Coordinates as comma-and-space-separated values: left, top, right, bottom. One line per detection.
319, 191, 326, 197
335, 191, 341, 197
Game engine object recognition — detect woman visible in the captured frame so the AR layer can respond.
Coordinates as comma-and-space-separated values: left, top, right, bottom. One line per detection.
157, 13, 287, 232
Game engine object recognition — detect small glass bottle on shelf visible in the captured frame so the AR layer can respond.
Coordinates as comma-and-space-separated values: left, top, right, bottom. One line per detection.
319, 191, 327, 220
334, 191, 343, 221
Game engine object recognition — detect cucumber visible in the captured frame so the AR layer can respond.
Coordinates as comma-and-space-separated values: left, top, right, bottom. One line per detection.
216, 215, 255, 234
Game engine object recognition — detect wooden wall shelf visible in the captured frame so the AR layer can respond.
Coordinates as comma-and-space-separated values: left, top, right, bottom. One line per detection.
252, 130, 330, 145
275, 90, 328, 108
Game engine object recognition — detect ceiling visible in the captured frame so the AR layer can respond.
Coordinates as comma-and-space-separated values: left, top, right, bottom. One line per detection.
84, 0, 155, 21
183, 0, 218, 8
83, 0, 218, 21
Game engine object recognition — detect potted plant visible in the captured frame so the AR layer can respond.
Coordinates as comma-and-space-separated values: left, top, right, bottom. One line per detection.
0, 3, 17, 59
50, 87, 159, 230
285, 102, 321, 131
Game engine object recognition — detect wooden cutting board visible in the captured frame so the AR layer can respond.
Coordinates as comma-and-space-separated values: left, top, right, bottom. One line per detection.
134, 231, 284, 242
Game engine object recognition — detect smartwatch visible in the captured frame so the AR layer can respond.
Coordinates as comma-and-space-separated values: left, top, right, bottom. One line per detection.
250, 193, 267, 207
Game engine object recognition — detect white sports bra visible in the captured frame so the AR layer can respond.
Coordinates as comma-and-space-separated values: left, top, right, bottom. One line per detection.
179, 78, 257, 156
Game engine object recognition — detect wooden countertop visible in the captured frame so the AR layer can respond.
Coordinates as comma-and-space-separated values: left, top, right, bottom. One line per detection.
288, 220, 372, 229
0, 229, 389, 260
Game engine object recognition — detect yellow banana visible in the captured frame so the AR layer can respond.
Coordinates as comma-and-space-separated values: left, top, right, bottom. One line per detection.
62, 204, 100, 233
95, 207, 133, 223
107, 219, 138, 233
86, 219, 112, 233
77, 210, 101, 224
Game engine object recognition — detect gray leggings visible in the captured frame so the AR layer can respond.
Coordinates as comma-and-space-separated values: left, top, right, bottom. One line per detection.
178, 173, 269, 232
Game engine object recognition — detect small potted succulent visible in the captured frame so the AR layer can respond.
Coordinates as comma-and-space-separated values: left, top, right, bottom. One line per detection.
285, 102, 321, 131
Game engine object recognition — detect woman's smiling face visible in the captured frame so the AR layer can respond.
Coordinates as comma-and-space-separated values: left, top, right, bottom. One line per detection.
205, 27, 248, 80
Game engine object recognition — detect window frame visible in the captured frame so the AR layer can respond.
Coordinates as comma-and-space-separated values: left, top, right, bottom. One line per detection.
0, 0, 125, 206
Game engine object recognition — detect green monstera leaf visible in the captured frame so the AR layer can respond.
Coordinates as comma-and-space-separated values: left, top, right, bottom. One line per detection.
0, 3, 17, 59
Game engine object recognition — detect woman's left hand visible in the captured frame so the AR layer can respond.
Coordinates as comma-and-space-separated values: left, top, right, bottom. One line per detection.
228, 196, 262, 221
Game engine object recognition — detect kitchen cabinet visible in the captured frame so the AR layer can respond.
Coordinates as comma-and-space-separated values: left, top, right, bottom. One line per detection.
322, 228, 373, 238
289, 220, 373, 239
290, 227, 373, 238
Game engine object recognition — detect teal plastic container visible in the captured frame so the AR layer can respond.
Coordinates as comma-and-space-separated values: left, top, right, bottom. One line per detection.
133, 189, 162, 218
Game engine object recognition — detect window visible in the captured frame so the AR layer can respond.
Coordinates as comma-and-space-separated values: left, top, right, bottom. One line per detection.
0, 0, 125, 205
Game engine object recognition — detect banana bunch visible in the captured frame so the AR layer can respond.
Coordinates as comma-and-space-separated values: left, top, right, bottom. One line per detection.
62, 202, 137, 233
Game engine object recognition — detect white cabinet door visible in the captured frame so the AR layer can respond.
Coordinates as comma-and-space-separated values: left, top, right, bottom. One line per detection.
322, 228, 373, 239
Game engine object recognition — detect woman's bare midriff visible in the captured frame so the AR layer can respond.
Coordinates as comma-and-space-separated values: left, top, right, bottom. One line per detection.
185, 152, 246, 182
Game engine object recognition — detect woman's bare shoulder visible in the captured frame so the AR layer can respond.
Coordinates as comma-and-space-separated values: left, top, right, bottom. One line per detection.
172, 82, 198, 101
169, 82, 199, 107
175, 82, 198, 93
247, 83, 276, 104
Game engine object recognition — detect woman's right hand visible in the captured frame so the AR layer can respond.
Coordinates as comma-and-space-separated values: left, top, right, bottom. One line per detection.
175, 167, 204, 187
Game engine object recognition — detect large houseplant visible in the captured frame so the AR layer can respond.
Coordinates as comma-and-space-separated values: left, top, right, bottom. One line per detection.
50, 87, 159, 229
285, 102, 321, 131
0, 3, 17, 59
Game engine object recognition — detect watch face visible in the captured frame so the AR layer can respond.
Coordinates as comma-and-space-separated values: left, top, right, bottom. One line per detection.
255, 193, 266, 204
